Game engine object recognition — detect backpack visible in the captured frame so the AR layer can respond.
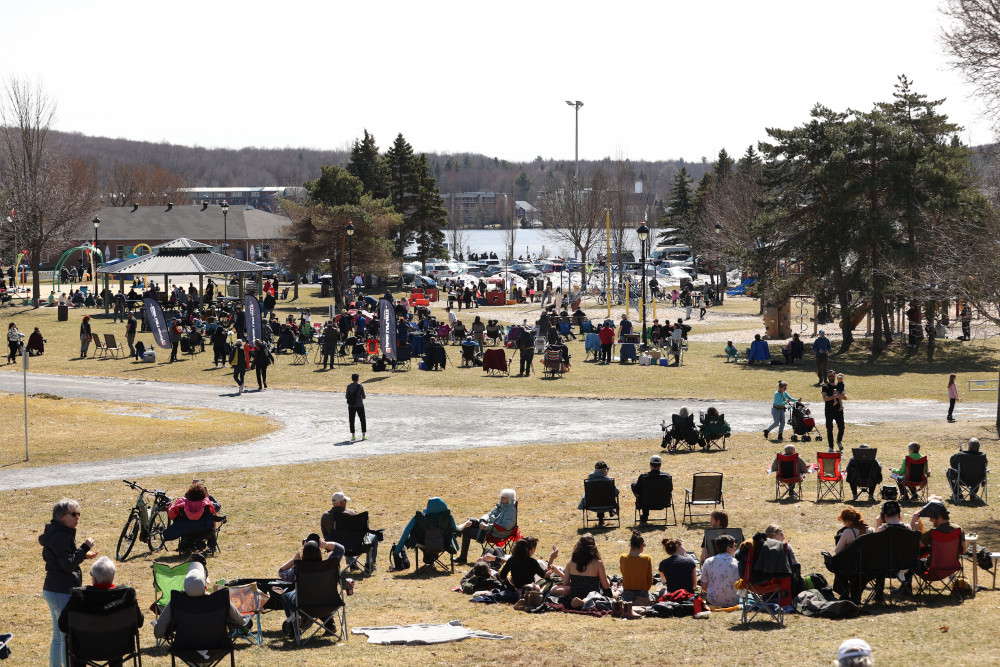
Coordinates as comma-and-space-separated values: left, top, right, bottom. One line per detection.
230, 349, 239, 367
371, 357, 386, 372
390, 544, 410, 571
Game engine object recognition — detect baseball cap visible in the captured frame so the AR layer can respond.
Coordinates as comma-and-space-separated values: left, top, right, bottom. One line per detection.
837, 639, 872, 661
332, 492, 351, 503
650, 455, 662, 464
819, 330, 825, 335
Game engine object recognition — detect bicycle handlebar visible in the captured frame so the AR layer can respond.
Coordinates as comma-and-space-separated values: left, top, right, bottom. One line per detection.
122, 480, 170, 499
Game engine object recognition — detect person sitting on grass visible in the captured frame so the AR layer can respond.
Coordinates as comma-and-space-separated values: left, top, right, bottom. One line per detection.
578, 461, 619, 526
771, 443, 809, 500
700, 534, 740, 607
547, 534, 610, 605
724, 340, 738, 362
456, 488, 517, 564
154, 555, 252, 641
619, 530, 654, 606
276, 534, 345, 638
498, 537, 560, 593
657, 537, 698, 594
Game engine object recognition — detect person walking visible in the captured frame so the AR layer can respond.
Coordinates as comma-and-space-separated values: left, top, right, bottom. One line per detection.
764, 380, 797, 442
822, 370, 847, 451
346, 372, 367, 441
6, 322, 20, 364
947, 373, 959, 423
813, 330, 831, 384
211, 324, 229, 368
959, 303, 972, 341
168, 318, 182, 362
231, 339, 249, 395
79, 315, 92, 358
252, 338, 274, 391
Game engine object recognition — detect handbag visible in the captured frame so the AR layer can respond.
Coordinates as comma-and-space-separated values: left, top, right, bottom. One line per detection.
880, 486, 898, 500
389, 543, 410, 571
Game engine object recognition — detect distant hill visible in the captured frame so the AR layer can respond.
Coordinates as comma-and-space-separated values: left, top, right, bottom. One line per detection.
51, 130, 713, 207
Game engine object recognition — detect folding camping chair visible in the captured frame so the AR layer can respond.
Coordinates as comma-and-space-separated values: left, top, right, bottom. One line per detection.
92, 336, 109, 359
662, 413, 699, 453
292, 558, 348, 646
703, 528, 745, 558
505, 325, 522, 347
558, 318, 576, 340
633, 474, 677, 526
482, 502, 521, 555
542, 346, 569, 378
103, 334, 124, 359
337, 336, 356, 365
66, 608, 142, 667
485, 323, 503, 346
853, 526, 921, 607
950, 457, 990, 505
452, 321, 468, 340
816, 451, 844, 501
915, 529, 967, 599
460, 343, 479, 367
407, 509, 459, 573
152, 561, 190, 647
325, 511, 381, 576
900, 456, 929, 503
698, 412, 730, 451
848, 447, 882, 499
291, 340, 308, 365
740, 540, 792, 627
774, 453, 803, 501
393, 343, 412, 372
226, 582, 269, 646
167, 590, 236, 667
582, 478, 620, 528
683, 472, 724, 524
482, 348, 509, 376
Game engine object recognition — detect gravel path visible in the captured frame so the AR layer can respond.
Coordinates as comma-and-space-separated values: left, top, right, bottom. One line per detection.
0, 373, 990, 491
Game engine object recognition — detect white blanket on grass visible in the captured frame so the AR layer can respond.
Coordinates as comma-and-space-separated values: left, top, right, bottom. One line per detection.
351, 620, 511, 645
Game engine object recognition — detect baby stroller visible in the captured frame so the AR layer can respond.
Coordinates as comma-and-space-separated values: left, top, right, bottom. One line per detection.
788, 400, 822, 442
661, 413, 700, 453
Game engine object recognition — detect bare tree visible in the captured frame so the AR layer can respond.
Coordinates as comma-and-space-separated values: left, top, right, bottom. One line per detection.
0, 79, 100, 306
539, 168, 612, 289
941, 0, 1000, 126
103, 161, 188, 207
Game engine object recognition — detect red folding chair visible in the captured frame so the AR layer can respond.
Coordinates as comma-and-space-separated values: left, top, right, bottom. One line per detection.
774, 453, 803, 501
900, 456, 929, 503
482, 502, 521, 555
740, 543, 790, 627
482, 348, 509, 376
816, 451, 844, 501
915, 529, 966, 598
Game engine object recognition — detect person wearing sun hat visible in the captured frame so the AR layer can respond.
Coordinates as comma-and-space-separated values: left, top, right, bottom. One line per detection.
835, 638, 873, 666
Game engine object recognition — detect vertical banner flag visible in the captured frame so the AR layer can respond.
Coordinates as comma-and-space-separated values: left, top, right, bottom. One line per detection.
378, 298, 397, 361
143, 297, 171, 349
244, 294, 262, 345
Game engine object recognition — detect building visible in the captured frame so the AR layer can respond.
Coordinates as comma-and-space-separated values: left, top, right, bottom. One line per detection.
178, 186, 306, 214
73, 203, 290, 263
440, 192, 503, 227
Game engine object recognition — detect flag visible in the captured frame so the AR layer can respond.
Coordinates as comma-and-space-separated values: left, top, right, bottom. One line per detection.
143, 298, 171, 349
379, 297, 397, 361
244, 294, 262, 345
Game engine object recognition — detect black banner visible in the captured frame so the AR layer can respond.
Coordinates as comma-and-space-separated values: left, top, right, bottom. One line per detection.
244, 294, 262, 345
143, 297, 171, 349
379, 297, 397, 361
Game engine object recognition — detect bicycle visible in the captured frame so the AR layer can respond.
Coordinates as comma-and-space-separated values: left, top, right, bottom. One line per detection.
115, 479, 171, 561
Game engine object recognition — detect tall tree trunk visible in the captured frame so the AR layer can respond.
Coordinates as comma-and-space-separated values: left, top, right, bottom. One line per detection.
30, 247, 41, 308
833, 257, 853, 353
881, 303, 893, 346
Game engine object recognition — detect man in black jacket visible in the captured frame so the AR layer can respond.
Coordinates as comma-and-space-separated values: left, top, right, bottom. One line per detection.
631, 455, 672, 524
516, 327, 534, 376
947, 437, 988, 501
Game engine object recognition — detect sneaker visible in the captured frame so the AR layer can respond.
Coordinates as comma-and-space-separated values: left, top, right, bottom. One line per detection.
763, 429, 769, 439
282, 619, 294, 638
838, 443, 843, 452
351, 435, 356, 442
362, 434, 367, 441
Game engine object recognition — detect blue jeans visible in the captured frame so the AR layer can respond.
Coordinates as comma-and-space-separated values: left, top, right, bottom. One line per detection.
233, 366, 246, 388
43, 589, 71, 667
766, 407, 786, 436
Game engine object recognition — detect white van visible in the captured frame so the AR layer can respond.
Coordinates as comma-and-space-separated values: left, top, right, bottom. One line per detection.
651, 245, 693, 264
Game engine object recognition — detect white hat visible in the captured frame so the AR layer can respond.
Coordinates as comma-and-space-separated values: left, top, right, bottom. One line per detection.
332, 491, 351, 503
838, 639, 872, 661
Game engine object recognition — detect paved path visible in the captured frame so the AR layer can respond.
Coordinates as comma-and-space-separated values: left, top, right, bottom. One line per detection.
0, 373, 991, 490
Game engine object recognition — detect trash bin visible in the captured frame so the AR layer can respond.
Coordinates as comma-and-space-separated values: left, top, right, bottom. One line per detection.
321, 283, 330, 298
58, 304, 69, 322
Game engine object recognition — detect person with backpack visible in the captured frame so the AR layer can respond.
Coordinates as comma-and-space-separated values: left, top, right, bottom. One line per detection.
251, 338, 274, 391
211, 324, 229, 368
346, 373, 367, 441
231, 339, 250, 395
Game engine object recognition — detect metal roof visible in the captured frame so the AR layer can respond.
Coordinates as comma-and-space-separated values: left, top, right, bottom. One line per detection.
151, 238, 214, 249
76, 205, 289, 242
97, 244, 266, 275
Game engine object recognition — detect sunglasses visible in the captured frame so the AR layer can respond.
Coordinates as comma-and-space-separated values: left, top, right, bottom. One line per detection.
68, 512, 81, 518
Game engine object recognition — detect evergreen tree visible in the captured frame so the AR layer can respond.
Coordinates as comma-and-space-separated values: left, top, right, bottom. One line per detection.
304, 165, 363, 207
346, 129, 390, 199
514, 171, 532, 200
715, 148, 735, 182
659, 167, 694, 244
409, 153, 449, 269
736, 145, 761, 173
385, 133, 419, 257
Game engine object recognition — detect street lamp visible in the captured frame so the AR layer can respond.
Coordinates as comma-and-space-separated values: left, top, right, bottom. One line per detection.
637, 222, 649, 350
346, 222, 355, 287
565, 100, 583, 182
220, 201, 229, 255
92, 216, 101, 294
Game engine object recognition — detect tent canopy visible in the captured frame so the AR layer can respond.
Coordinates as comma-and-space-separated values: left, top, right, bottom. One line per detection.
97, 239, 264, 276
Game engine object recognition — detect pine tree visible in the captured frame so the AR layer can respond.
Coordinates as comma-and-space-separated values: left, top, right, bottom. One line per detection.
736, 145, 761, 174
715, 148, 735, 182
410, 154, 449, 269
304, 165, 363, 207
346, 129, 390, 199
514, 171, 532, 200
659, 167, 694, 244
384, 133, 419, 257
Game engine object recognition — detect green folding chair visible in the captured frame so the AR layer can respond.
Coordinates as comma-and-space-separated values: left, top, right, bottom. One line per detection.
151, 561, 189, 647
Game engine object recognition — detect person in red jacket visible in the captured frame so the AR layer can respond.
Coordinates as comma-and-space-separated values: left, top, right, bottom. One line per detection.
598, 323, 615, 365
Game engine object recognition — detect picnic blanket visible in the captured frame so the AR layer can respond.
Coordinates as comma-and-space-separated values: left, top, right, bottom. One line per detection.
351, 620, 511, 645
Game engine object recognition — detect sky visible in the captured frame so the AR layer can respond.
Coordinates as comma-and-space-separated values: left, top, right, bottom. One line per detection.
2, 0, 992, 163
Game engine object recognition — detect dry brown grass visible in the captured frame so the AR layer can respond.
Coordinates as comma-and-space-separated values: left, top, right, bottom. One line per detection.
0, 393, 278, 468
2, 418, 998, 665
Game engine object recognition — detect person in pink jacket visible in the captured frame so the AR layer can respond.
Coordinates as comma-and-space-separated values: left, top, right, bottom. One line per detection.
947, 373, 959, 422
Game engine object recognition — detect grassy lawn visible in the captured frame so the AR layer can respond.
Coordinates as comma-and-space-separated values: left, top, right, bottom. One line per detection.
3, 418, 998, 665
1, 293, 997, 403
0, 393, 279, 468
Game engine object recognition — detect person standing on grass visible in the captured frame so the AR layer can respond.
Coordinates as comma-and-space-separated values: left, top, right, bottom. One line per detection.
822, 370, 846, 451
346, 372, 367, 441
6, 322, 20, 364
813, 330, 831, 383
947, 374, 959, 423
125, 313, 137, 358
764, 380, 797, 442
79, 315, 92, 358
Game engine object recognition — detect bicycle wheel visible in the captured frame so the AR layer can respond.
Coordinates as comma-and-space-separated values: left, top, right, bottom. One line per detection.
116, 511, 141, 561
147, 511, 167, 552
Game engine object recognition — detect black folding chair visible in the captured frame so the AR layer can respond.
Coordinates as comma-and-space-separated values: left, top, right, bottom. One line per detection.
849, 447, 882, 497
633, 474, 676, 526
407, 510, 458, 573
703, 528, 745, 558
683, 472, 724, 524
950, 456, 990, 504
167, 590, 235, 667
325, 511, 381, 576
292, 559, 347, 646
582, 478, 620, 528
855, 527, 921, 607
66, 608, 142, 667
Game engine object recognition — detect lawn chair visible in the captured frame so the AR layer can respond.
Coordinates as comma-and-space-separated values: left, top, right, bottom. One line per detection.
847, 447, 882, 499
949, 456, 989, 505
152, 561, 190, 647
900, 456, 929, 503
633, 474, 676, 526
505, 325, 522, 347
292, 558, 348, 646
662, 413, 699, 453
93, 335, 109, 359
582, 478, 620, 528
103, 333, 124, 359
683, 472, 724, 525
460, 343, 479, 368
167, 590, 236, 666
774, 453, 803, 501
226, 582, 269, 645
482, 502, 521, 555
485, 322, 503, 346
66, 607, 142, 667
584, 333, 601, 360
542, 346, 569, 378
703, 528, 745, 558
452, 321, 468, 340
740, 538, 792, 627
291, 340, 308, 365
174, 513, 227, 557
558, 318, 576, 340
325, 511, 381, 576
915, 529, 967, 599
851, 526, 920, 606
0, 633, 11, 661
482, 348, 509, 376
816, 451, 844, 502
407, 509, 459, 573
393, 343, 412, 372
698, 412, 730, 451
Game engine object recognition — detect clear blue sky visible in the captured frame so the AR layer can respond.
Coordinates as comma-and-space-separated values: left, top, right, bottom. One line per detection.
3, 0, 990, 162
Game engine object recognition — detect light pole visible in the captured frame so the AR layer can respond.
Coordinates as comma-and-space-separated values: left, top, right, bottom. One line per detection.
220, 201, 229, 256
565, 100, 583, 181
92, 216, 101, 295
637, 222, 649, 350
346, 222, 355, 289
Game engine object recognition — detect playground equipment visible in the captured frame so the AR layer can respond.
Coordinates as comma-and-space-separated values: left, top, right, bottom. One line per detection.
51, 244, 104, 292
130, 243, 151, 258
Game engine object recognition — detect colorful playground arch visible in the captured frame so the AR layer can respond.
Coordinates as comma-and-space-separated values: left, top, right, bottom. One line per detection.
51, 244, 104, 292
130, 243, 151, 258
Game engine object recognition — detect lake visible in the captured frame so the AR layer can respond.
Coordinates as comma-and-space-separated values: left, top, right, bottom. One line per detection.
406, 228, 644, 261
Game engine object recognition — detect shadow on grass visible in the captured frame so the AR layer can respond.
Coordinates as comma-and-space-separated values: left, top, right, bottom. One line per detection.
333, 440, 361, 447
362, 377, 388, 384
727, 620, 787, 632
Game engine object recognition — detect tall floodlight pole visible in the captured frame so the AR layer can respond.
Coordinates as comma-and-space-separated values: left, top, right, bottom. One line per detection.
220, 201, 230, 255
92, 217, 101, 295
637, 222, 649, 350
346, 222, 355, 288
